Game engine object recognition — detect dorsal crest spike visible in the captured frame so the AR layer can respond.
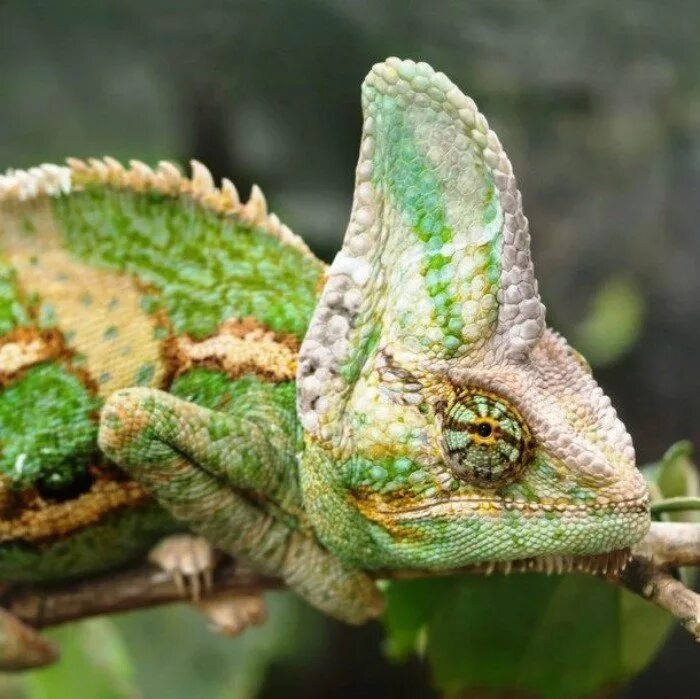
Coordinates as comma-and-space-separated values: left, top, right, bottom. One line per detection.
220, 177, 241, 208
128, 159, 153, 175
244, 184, 268, 224
3, 156, 317, 261
154, 161, 181, 193
190, 160, 215, 195
128, 160, 155, 190
102, 157, 126, 186
66, 157, 88, 172
157, 160, 181, 176
103, 156, 124, 171
88, 158, 109, 182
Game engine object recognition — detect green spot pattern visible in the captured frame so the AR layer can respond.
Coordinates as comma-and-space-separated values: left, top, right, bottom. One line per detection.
134, 362, 155, 386
339, 323, 381, 385
344, 455, 430, 496
371, 94, 501, 355
53, 187, 324, 340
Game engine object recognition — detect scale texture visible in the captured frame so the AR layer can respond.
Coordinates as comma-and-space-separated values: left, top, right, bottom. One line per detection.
0, 58, 649, 667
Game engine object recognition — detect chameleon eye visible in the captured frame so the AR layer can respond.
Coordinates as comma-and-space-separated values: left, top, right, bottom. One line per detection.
442, 389, 533, 487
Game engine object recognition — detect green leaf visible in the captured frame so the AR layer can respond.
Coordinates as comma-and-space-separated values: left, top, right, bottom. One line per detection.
21, 619, 138, 699
642, 441, 699, 587
383, 576, 458, 660
13, 592, 324, 699
643, 440, 700, 533
109, 592, 322, 699
646, 441, 700, 521
383, 440, 700, 698
385, 575, 674, 699
574, 277, 644, 367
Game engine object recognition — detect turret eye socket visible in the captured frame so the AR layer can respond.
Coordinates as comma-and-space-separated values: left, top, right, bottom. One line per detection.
441, 389, 533, 487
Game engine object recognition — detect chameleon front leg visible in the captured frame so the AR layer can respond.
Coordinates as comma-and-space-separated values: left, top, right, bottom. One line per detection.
98, 387, 383, 625
148, 533, 267, 636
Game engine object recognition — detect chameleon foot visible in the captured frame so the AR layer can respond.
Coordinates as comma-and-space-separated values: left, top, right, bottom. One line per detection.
148, 535, 266, 636
196, 592, 267, 637
148, 534, 217, 602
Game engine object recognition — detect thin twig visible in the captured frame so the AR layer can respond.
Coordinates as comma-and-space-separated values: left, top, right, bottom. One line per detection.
605, 557, 700, 641
632, 521, 700, 567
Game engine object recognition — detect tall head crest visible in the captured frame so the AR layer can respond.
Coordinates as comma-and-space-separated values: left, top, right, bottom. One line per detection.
299, 57, 545, 439
297, 59, 648, 572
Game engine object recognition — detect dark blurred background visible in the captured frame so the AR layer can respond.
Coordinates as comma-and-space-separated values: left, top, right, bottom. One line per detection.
1, 1, 698, 697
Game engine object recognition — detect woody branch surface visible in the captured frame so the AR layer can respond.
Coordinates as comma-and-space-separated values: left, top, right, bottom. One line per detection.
3, 522, 699, 639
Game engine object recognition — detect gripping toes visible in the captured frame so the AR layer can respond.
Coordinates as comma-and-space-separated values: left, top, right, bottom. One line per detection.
148, 535, 217, 601
149, 535, 267, 637
100, 387, 384, 625
196, 593, 267, 637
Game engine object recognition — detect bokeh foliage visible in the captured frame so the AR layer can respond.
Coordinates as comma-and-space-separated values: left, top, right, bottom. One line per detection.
383, 443, 699, 698
1, 0, 699, 696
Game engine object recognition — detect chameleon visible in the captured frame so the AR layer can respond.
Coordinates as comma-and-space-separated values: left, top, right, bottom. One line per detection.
0, 57, 650, 669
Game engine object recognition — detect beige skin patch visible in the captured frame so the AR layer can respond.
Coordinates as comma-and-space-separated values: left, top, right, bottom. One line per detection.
167, 317, 299, 383
2, 196, 167, 396
7, 257, 167, 397
0, 197, 59, 249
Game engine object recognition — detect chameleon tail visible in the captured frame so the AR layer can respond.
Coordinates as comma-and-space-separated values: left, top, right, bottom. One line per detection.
0, 608, 58, 671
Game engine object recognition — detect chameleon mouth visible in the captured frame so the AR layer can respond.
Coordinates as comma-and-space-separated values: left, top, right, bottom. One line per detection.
467, 547, 632, 576
368, 494, 649, 519
351, 490, 648, 571
387, 548, 633, 580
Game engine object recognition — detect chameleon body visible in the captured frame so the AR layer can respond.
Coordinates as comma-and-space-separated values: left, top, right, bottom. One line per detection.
0, 58, 649, 667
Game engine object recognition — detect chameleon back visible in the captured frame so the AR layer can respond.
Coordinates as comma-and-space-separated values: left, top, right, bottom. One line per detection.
0, 160, 324, 582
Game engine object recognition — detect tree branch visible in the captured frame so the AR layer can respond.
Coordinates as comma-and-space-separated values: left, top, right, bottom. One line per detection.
3, 561, 281, 630
2, 522, 699, 641
605, 556, 700, 640
631, 521, 700, 567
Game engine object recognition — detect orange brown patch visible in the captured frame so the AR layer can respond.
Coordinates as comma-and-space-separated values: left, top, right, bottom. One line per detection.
165, 316, 299, 383
0, 328, 66, 386
350, 489, 432, 543
0, 474, 148, 543
315, 271, 329, 296
0, 326, 100, 394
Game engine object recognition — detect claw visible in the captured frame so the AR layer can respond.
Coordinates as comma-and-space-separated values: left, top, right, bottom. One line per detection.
172, 569, 186, 596
148, 534, 218, 603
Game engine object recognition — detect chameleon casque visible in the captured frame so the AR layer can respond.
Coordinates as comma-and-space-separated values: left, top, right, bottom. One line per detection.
0, 58, 650, 668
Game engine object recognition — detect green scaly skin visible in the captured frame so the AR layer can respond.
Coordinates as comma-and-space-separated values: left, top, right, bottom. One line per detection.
0, 58, 650, 669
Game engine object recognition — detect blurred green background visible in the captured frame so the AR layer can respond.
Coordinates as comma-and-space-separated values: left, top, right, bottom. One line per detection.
1, 0, 699, 696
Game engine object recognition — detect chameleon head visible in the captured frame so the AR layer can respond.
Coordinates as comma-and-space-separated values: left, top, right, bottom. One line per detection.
297, 58, 650, 571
